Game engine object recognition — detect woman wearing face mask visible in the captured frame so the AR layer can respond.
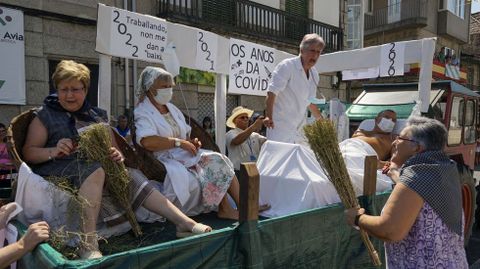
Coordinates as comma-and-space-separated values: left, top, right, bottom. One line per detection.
134, 67, 261, 220
345, 116, 468, 268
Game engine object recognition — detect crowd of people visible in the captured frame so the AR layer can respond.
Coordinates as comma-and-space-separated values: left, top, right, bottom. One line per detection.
0, 32, 470, 268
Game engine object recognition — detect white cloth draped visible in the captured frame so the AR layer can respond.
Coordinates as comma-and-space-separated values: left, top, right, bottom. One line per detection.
15, 163, 163, 239
258, 139, 393, 217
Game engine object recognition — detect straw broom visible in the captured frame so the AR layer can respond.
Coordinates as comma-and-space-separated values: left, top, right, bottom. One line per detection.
78, 123, 142, 237
304, 120, 381, 267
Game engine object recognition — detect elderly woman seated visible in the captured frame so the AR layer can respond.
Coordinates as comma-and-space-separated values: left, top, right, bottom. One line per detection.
22, 60, 212, 259
134, 67, 268, 220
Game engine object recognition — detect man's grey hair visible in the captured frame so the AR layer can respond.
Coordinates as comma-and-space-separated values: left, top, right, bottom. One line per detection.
406, 116, 447, 151
299, 33, 325, 51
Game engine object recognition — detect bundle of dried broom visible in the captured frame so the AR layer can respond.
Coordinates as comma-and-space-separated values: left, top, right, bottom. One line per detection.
304, 120, 381, 267
78, 123, 142, 237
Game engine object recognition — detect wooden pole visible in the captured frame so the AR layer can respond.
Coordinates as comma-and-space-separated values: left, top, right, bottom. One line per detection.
239, 162, 260, 222
363, 155, 378, 196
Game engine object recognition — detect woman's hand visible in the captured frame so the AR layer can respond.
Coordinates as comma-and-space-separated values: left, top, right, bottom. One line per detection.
0, 203, 17, 230
18, 221, 50, 252
191, 138, 202, 150
180, 140, 198, 156
344, 207, 365, 227
53, 138, 76, 158
386, 162, 401, 183
109, 147, 125, 163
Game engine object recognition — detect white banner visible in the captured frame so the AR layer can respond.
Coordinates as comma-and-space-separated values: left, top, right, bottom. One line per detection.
228, 38, 275, 96
95, 4, 168, 63
342, 67, 379, 80
379, 42, 405, 77
0, 7, 25, 105
195, 30, 218, 72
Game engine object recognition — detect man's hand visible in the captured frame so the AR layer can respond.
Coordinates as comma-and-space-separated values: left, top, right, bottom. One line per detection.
252, 116, 265, 131
263, 117, 274, 129
18, 221, 49, 252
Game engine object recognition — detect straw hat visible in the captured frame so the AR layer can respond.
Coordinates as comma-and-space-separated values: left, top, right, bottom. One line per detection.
226, 106, 254, 128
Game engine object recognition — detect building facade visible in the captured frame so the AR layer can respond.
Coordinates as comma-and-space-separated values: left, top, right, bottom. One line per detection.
0, 0, 344, 129
461, 12, 480, 92
360, 0, 471, 91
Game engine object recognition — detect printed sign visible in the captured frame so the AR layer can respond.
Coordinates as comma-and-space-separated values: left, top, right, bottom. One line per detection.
96, 4, 168, 63
228, 38, 275, 96
342, 67, 379, 80
379, 42, 405, 77
0, 7, 25, 104
195, 30, 218, 72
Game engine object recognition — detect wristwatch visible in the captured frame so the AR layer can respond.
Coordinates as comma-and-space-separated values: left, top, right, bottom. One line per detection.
174, 138, 181, 147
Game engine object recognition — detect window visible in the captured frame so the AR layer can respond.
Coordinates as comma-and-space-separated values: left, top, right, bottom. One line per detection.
432, 95, 447, 122
366, 0, 373, 13
346, 0, 363, 49
448, 96, 463, 145
464, 99, 476, 144
388, 0, 401, 23
446, 0, 465, 19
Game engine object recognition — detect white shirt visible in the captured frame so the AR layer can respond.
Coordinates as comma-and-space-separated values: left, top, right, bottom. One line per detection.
267, 56, 319, 144
226, 128, 266, 170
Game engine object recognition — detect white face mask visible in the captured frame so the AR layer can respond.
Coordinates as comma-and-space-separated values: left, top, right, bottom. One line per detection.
378, 117, 395, 133
153, 88, 173, 105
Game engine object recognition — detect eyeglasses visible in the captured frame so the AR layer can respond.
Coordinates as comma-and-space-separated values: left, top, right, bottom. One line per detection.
395, 136, 418, 144
58, 87, 84, 95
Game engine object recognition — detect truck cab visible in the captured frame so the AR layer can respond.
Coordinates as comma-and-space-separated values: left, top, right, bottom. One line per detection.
347, 80, 479, 170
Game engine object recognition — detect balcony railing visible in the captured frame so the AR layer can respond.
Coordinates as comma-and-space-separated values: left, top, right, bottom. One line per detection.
365, 0, 427, 32
158, 0, 343, 52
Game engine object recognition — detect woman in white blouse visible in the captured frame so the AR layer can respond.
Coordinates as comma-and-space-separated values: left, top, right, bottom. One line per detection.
135, 67, 267, 220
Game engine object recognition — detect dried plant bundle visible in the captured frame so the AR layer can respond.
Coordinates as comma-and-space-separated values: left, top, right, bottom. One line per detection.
304, 120, 381, 267
79, 123, 142, 237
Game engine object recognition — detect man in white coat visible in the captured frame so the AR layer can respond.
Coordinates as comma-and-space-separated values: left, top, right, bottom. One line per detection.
264, 33, 324, 144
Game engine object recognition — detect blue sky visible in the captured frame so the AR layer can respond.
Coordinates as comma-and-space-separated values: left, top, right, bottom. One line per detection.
473, 1, 480, 13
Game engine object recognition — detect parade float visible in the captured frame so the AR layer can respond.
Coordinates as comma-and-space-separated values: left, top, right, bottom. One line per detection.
3, 3, 476, 268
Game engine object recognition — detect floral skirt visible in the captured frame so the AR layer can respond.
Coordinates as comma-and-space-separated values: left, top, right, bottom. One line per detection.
189, 151, 235, 211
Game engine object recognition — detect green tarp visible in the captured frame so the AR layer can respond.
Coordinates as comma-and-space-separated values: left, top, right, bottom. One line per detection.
16, 192, 390, 269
